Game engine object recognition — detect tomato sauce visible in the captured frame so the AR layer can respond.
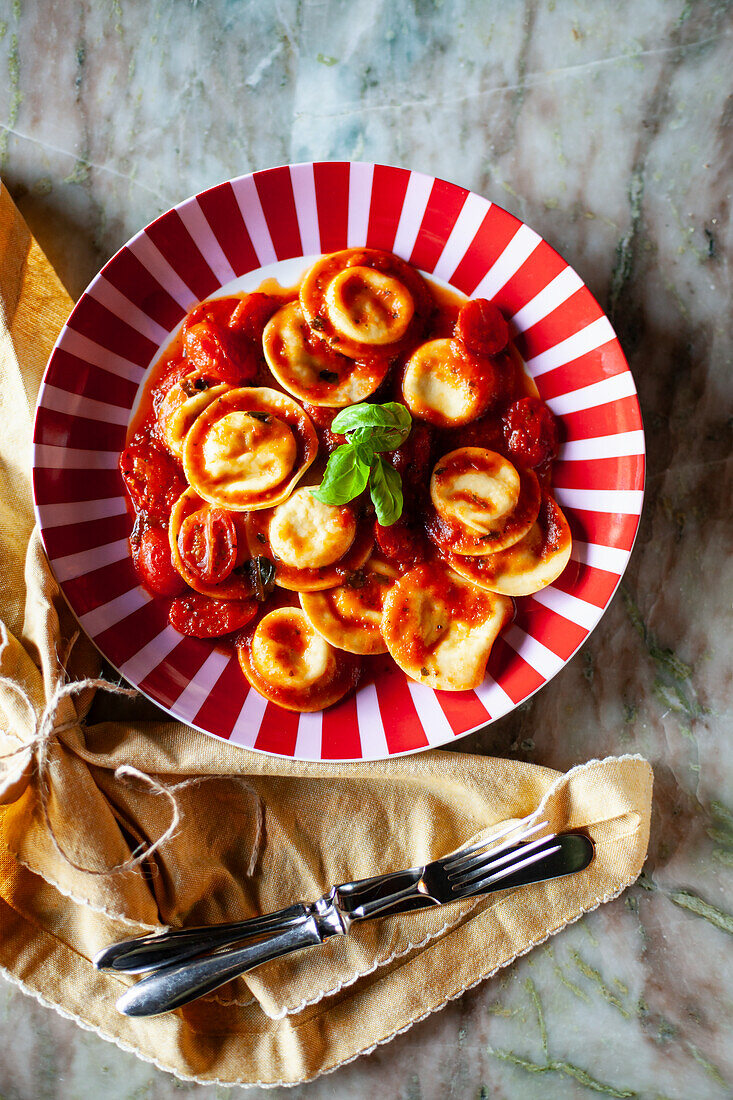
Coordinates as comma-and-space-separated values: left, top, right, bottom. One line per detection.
387, 562, 501, 669
119, 257, 561, 669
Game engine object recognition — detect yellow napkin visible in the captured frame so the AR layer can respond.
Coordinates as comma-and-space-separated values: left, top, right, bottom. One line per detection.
0, 185, 652, 1087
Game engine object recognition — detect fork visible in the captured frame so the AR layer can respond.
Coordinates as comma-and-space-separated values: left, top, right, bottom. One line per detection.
98, 816, 593, 1017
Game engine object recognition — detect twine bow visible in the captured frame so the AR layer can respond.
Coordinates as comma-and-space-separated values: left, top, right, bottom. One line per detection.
0, 674, 264, 877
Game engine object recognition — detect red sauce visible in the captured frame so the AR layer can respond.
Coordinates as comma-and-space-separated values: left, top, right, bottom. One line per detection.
374, 515, 430, 568
346, 573, 388, 617
388, 563, 500, 667
119, 256, 563, 699
264, 616, 306, 656
301, 402, 348, 455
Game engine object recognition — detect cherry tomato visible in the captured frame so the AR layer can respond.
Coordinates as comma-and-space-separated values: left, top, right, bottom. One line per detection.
503, 396, 560, 468
229, 293, 281, 342
135, 527, 186, 597
154, 357, 191, 398
455, 299, 510, 357
375, 517, 428, 568
178, 506, 238, 585
119, 440, 187, 522
182, 297, 239, 332
182, 320, 259, 385
168, 592, 258, 638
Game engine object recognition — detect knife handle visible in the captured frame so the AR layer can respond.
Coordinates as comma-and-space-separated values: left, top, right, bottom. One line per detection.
95, 903, 310, 974
116, 899, 345, 1017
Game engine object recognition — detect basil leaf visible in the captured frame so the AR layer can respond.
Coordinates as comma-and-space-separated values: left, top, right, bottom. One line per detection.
369, 456, 403, 526
311, 445, 371, 506
348, 424, 410, 452
331, 401, 411, 437
248, 556, 276, 602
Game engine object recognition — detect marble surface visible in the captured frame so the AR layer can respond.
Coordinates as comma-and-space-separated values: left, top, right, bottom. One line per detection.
1, 0, 732, 1097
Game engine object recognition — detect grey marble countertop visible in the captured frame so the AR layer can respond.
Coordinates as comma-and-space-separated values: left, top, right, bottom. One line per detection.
1, 1, 732, 1098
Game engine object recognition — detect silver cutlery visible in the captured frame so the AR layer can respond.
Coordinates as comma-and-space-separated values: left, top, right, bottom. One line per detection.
95, 815, 593, 1017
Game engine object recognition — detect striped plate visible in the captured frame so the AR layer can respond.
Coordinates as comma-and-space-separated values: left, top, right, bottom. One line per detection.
32, 162, 644, 761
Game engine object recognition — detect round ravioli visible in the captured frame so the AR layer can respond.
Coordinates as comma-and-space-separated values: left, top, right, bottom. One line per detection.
427, 448, 540, 556
402, 339, 498, 427
157, 375, 229, 458
263, 300, 390, 407
299, 555, 399, 654
237, 607, 362, 712
183, 387, 317, 511
447, 493, 572, 596
300, 249, 432, 360
245, 490, 374, 591
382, 562, 513, 691
268, 487, 357, 568
169, 488, 253, 599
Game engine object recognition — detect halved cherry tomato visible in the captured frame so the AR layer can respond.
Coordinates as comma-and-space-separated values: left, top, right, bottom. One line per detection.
119, 440, 187, 522
503, 396, 560, 468
229, 293, 281, 342
455, 299, 510, 357
182, 321, 259, 385
135, 526, 186, 597
168, 592, 258, 638
178, 506, 238, 585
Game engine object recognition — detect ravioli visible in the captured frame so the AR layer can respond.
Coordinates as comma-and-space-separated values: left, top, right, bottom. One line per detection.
245, 492, 373, 591
382, 562, 513, 691
268, 487, 357, 568
299, 555, 399, 654
402, 339, 498, 427
263, 300, 390, 406
168, 487, 252, 599
427, 447, 540, 556
447, 493, 572, 596
299, 248, 431, 360
237, 607, 362, 712
157, 375, 229, 458
120, 250, 570, 718
183, 387, 317, 511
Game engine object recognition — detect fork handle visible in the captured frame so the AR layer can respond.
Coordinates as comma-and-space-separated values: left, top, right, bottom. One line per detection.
116, 901, 344, 1017
95, 903, 309, 974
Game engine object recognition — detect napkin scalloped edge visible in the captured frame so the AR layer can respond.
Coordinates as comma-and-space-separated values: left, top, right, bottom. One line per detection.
0, 752, 651, 1087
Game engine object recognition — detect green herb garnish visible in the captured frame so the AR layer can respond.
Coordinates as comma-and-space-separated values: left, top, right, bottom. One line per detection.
247, 555, 276, 601
312, 401, 411, 525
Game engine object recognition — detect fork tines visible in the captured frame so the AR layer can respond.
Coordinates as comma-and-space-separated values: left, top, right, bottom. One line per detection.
444, 813, 559, 895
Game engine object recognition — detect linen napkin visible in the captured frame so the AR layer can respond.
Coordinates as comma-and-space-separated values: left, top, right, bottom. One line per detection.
0, 184, 652, 1087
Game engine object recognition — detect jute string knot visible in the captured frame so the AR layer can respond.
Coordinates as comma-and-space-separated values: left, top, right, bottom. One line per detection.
0, 674, 264, 877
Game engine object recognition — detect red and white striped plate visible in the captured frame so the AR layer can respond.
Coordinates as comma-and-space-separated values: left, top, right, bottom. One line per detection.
32, 163, 644, 761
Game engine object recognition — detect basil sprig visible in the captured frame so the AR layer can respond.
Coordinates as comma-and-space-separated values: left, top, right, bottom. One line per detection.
312, 402, 411, 526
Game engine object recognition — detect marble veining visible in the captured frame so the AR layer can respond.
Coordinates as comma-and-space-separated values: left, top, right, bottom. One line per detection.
0, 1, 732, 1097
